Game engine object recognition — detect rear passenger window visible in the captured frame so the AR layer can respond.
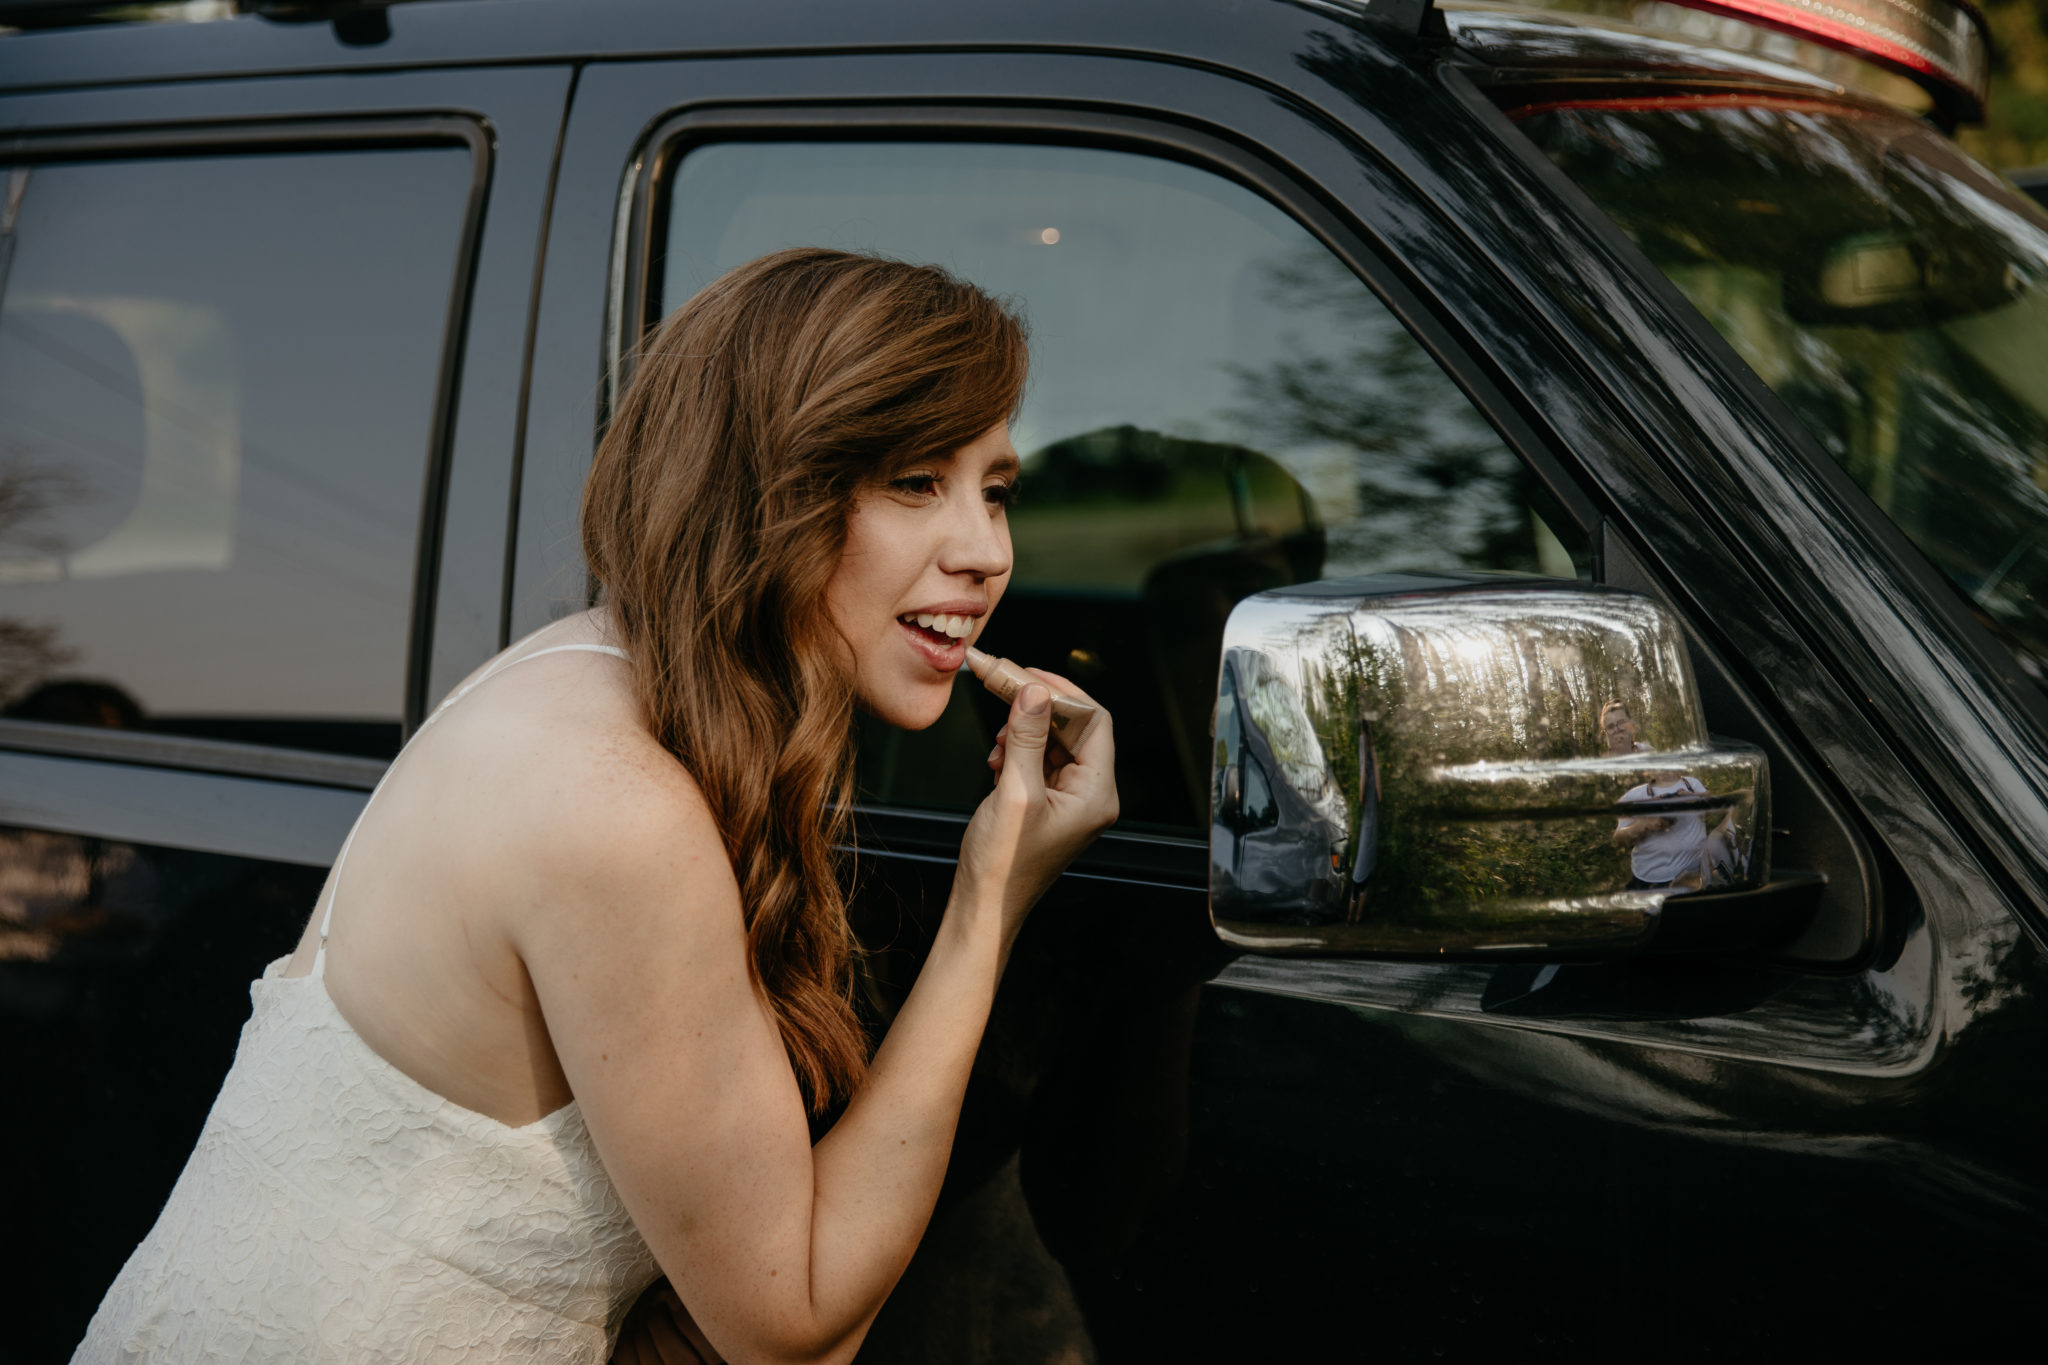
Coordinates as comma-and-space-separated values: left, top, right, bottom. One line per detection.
0, 146, 473, 759
657, 140, 1590, 831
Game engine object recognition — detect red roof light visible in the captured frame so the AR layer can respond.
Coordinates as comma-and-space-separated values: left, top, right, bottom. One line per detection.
1672, 0, 1990, 120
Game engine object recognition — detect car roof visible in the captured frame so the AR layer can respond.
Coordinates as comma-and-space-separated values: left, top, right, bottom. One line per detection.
0, 0, 1918, 112
0, 0, 1423, 95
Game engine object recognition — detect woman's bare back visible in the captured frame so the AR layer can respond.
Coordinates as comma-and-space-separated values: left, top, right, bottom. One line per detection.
279, 608, 665, 1127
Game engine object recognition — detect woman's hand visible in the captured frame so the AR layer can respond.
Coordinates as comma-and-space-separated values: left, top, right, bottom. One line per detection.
956, 667, 1117, 940
610, 1280, 723, 1365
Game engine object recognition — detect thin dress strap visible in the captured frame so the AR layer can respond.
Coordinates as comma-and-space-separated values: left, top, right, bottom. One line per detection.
311, 642, 630, 977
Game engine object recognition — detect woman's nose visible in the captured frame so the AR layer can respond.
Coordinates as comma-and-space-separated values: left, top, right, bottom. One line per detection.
936, 495, 1012, 580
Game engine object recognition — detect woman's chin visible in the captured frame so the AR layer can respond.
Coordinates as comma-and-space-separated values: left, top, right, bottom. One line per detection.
857, 679, 955, 731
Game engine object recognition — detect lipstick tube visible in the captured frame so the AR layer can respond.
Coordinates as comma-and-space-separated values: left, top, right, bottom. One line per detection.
963, 647, 1101, 754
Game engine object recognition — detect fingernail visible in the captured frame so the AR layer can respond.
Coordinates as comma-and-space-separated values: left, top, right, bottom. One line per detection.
1021, 683, 1050, 716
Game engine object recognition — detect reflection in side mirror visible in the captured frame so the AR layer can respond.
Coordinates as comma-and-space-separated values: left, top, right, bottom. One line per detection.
1210, 574, 1771, 958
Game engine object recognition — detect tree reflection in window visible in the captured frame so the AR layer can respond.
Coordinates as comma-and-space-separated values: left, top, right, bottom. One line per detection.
1226, 245, 1585, 583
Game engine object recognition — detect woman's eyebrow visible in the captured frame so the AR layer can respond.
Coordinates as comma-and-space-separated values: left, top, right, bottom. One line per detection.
984, 452, 1023, 477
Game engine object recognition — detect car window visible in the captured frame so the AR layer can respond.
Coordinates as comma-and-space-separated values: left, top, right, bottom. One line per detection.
658, 140, 1590, 832
1519, 100, 2048, 693
0, 146, 473, 759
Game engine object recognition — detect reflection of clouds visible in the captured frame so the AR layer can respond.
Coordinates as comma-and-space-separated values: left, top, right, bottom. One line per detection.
1, 297, 239, 579
0, 148, 468, 720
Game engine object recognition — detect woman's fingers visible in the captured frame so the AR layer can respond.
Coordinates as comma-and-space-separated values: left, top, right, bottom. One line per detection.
996, 684, 1054, 804
988, 723, 1074, 781
980, 663, 1110, 810
1018, 666, 1113, 767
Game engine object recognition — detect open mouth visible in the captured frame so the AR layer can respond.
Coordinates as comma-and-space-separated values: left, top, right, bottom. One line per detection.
897, 611, 975, 648
896, 611, 978, 672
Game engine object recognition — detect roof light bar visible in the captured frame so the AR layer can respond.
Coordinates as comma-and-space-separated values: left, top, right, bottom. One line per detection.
1672, 1, 1990, 119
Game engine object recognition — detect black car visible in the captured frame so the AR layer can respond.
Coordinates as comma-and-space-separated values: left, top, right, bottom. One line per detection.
5, 1, 2046, 1359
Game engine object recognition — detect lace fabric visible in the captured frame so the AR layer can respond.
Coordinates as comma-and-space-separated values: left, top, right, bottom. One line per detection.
72, 960, 660, 1362
72, 642, 661, 1361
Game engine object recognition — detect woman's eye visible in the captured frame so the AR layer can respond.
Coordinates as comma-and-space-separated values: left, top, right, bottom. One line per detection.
889, 474, 940, 498
984, 482, 1019, 509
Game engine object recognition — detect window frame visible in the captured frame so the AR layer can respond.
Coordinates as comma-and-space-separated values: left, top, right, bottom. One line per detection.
0, 113, 491, 780
612, 100, 1605, 872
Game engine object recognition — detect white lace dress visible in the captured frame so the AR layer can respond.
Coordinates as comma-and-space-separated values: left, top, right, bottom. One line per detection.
72, 644, 662, 1362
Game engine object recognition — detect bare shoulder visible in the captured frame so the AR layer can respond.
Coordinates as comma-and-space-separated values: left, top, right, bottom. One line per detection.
476, 678, 749, 1024
509, 688, 726, 895
429, 629, 734, 911
538, 719, 727, 890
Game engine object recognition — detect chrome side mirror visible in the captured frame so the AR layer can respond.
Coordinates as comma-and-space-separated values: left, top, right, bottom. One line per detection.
1211, 573, 1770, 957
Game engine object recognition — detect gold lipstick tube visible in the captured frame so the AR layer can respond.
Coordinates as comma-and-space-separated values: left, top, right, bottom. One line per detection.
963, 647, 1101, 754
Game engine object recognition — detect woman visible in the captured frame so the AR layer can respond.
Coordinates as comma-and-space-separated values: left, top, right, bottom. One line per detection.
74, 248, 1118, 1363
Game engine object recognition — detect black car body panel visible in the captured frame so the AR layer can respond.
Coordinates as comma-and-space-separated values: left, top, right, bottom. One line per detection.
4, 2, 2043, 1359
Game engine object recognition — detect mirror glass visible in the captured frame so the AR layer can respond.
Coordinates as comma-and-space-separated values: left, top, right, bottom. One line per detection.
1212, 576, 1768, 955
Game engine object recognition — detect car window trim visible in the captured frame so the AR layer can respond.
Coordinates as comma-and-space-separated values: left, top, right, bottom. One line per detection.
0, 746, 368, 866
0, 716, 385, 789
0, 112, 491, 765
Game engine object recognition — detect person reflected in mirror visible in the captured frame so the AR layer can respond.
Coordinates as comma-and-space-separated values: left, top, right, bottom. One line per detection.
1603, 698, 1719, 891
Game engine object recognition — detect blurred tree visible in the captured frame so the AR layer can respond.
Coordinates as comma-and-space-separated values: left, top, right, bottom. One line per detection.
0, 452, 79, 703
1959, 0, 2048, 171
1226, 246, 1549, 578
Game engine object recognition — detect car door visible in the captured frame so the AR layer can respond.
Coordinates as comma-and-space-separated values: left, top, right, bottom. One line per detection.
520, 16, 2048, 1364
0, 63, 570, 1359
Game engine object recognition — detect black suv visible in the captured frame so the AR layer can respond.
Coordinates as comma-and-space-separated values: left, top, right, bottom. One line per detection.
5, 2, 2046, 1359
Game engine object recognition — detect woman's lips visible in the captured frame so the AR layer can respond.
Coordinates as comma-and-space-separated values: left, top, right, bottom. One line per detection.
896, 616, 967, 672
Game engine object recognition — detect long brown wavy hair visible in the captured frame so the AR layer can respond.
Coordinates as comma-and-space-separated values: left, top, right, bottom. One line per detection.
581, 248, 1028, 1114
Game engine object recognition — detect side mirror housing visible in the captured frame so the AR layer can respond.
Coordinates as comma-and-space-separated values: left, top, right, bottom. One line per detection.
1211, 573, 1783, 958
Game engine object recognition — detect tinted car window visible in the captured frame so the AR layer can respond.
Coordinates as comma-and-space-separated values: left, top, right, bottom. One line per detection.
0, 147, 473, 758
660, 141, 1588, 831
1522, 101, 2048, 690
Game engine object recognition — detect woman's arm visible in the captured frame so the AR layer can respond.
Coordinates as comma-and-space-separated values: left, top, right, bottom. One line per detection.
518, 682, 1114, 1365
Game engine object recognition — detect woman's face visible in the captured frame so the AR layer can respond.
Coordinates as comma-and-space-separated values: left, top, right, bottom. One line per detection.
825, 422, 1019, 730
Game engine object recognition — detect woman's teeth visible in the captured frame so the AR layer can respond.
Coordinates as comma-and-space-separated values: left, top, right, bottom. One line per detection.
903, 612, 973, 640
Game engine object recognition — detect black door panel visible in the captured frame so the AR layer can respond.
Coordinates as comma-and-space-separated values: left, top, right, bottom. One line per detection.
0, 825, 326, 1362
0, 62, 571, 1360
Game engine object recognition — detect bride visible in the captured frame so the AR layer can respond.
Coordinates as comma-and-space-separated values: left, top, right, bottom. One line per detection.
73, 248, 1118, 1363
